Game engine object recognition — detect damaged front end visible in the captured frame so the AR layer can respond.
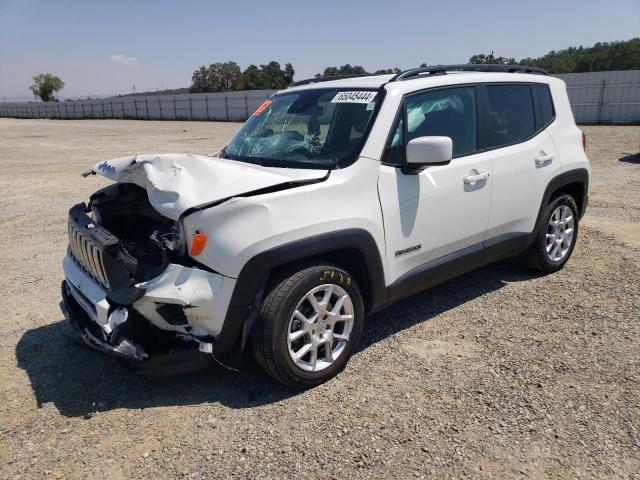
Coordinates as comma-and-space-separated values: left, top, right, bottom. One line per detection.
61, 183, 232, 374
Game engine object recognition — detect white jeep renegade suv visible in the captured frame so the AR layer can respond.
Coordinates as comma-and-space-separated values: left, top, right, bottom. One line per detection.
61, 65, 590, 387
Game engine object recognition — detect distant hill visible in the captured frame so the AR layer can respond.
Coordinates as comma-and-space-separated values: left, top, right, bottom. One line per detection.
118, 87, 190, 97
518, 38, 640, 73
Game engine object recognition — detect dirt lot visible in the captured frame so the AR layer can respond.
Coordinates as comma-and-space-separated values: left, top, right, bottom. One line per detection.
0, 119, 638, 479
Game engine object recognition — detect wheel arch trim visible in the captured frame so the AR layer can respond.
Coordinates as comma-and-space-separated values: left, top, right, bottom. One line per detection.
213, 228, 387, 357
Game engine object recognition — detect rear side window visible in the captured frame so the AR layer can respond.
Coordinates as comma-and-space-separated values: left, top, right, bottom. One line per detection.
485, 84, 535, 148
535, 84, 555, 127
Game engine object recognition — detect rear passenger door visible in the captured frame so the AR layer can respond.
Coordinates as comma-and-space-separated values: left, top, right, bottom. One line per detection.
482, 83, 561, 247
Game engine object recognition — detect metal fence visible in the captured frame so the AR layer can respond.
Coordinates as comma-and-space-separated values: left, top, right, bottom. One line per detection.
554, 70, 640, 124
0, 90, 275, 121
2, 70, 640, 124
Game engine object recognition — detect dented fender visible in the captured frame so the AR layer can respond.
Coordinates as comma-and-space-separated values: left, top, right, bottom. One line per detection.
132, 263, 237, 337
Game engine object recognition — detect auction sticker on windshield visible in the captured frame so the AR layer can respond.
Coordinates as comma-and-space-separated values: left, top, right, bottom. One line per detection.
331, 91, 377, 104
253, 99, 272, 116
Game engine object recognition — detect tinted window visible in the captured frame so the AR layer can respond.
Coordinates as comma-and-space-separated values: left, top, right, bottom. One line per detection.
223, 88, 380, 169
382, 116, 404, 165
536, 84, 555, 126
405, 87, 477, 157
485, 84, 535, 148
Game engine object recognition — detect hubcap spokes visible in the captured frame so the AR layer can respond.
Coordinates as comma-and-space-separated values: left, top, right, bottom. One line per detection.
287, 284, 354, 372
546, 205, 575, 261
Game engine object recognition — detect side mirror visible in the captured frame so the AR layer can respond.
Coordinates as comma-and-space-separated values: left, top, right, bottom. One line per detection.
406, 136, 453, 167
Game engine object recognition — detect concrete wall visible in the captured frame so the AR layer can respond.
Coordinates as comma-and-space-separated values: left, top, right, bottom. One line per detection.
0, 90, 276, 121
554, 70, 640, 124
2, 70, 640, 124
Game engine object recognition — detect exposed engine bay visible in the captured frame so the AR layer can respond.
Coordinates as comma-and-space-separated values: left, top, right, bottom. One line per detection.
62, 183, 222, 373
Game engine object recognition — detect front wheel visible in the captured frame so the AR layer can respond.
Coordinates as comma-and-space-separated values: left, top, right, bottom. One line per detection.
252, 264, 365, 388
520, 194, 580, 273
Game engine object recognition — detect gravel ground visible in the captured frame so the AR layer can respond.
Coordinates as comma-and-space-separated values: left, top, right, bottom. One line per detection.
0, 119, 638, 479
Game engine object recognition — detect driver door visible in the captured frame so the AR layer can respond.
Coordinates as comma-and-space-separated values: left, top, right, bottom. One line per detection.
377, 86, 492, 290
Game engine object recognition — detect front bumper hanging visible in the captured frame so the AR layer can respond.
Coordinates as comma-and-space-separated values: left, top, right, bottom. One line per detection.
60, 280, 215, 375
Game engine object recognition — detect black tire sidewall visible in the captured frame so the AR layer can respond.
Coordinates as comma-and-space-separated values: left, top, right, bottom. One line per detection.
270, 265, 365, 386
536, 194, 579, 271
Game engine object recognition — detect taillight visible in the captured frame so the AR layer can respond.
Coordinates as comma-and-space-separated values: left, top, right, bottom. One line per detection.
582, 131, 587, 151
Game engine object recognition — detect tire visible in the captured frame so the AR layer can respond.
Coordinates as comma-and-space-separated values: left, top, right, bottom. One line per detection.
520, 194, 579, 273
251, 263, 365, 388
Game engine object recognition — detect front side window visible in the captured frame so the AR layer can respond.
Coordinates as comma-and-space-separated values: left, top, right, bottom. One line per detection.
485, 84, 535, 148
223, 88, 381, 169
405, 87, 477, 158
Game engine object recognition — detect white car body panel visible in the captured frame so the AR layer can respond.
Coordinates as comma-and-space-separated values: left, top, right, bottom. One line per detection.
90, 154, 328, 221
377, 149, 493, 283
183, 157, 387, 280
133, 263, 236, 336
63, 69, 591, 354
486, 130, 561, 237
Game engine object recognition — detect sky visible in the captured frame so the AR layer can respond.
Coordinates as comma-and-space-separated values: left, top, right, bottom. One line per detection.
1, 0, 639, 99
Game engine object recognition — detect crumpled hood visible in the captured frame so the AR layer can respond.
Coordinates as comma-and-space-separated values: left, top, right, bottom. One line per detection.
89, 154, 329, 220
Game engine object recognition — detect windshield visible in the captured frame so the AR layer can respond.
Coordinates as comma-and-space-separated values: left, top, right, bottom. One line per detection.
222, 88, 381, 169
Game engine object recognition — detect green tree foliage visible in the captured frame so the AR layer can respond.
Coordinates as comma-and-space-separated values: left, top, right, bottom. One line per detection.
190, 62, 243, 93
315, 64, 368, 78
315, 63, 423, 77
374, 67, 401, 74
469, 52, 516, 65
29, 73, 65, 101
470, 38, 640, 73
191, 61, 294, 92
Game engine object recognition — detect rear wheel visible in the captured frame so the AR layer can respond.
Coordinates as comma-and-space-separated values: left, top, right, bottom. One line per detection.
520, 194, 579, 273
252, 264, 364, 388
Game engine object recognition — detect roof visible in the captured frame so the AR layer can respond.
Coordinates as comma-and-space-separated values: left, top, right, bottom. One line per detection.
283, 65, 555, 94
284, 74, 394, 92
283, 70, 560, 96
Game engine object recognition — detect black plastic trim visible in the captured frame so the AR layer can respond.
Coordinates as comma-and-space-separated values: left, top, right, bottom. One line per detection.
390, 64, 547, 81
388, 243, 484, 303
213, 229, 387, 357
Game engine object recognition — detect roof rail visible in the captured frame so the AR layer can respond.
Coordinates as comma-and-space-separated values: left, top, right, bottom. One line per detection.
390, 64, 547, 81
289, 73, 378, 87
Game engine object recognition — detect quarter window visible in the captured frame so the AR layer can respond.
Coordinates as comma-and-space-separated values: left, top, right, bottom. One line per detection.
485, 84, 535, 148
535, 84, 555, 127
382, 116, 404, 165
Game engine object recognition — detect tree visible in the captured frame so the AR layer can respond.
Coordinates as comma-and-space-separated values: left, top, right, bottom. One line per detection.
518, 38, 640, 73
241, 61, 295, 89
190, 66, 210, 93
190, 61, 243, 93
316, 64, 369, 78
468, 39, 640, 73
242, 64, 264, 89
469, 52, 516, 65
283, 63, 295, 85
29, 74, 64, 101
374, 67, 401, 74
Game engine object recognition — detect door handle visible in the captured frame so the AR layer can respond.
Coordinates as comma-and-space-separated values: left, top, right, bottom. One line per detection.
463, 171, 490, 184
535, 153, 555, 165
